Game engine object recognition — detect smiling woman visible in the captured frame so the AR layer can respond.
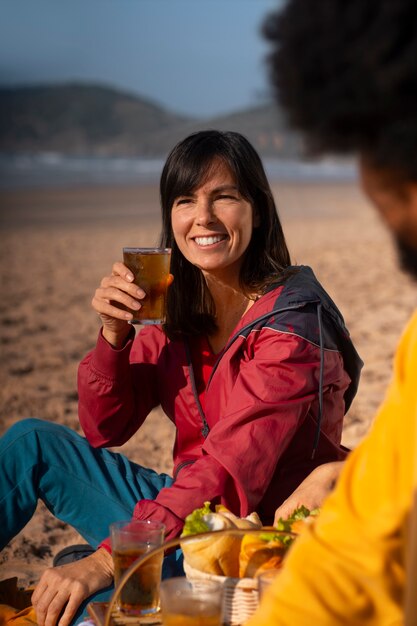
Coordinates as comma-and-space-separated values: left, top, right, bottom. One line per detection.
171, 161, 254, 279
160, 131, 291, 341
169, 159, 256, 351
0, 130, 362, 626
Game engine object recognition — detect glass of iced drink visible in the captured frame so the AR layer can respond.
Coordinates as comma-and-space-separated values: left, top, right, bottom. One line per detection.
160, 577, 223, 626
110, 519, 165, 616
122, 247, 171, 324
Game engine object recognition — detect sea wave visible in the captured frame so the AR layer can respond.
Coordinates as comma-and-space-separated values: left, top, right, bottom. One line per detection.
0, 153, 357, 189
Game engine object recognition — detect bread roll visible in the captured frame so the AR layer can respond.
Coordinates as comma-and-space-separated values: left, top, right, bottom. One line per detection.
217, 507, 262, 529
181, 504, 262, 577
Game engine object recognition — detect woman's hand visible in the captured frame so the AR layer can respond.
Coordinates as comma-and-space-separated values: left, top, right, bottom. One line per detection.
31, 548, 114, 626
274, 461, 345, 522
92, 261, 146, 348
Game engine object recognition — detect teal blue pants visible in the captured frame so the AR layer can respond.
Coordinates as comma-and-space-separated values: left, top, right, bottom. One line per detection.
0, 418, 184, 623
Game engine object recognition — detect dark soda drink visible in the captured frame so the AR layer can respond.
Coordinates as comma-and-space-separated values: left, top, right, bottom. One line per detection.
123, 248, 171, 324
113, 544, 163, 615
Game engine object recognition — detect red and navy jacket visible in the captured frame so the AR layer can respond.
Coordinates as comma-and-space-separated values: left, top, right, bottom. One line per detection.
78, 265, 362, 545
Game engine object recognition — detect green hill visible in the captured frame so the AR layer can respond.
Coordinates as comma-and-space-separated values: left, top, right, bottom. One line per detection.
0, 82, 302, 157
146, 103, 303, 158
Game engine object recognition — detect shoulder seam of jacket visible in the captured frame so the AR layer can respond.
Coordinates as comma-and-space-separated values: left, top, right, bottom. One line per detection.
240, 326, 342, 353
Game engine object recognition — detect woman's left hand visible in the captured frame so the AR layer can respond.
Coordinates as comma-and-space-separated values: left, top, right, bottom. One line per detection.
31, 548, 114, 626
273, 461, 345, 523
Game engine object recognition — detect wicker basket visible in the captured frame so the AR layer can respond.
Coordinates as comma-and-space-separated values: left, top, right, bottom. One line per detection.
183, 560, 259, 626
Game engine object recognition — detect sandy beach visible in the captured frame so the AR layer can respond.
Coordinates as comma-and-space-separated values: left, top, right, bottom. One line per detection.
1, 179, 416, 589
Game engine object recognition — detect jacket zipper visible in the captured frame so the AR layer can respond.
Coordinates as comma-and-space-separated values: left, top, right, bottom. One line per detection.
173, 458, 196, 481
184, 338, 210, 438
205, 300, 326, 459
183, 302, 319, 441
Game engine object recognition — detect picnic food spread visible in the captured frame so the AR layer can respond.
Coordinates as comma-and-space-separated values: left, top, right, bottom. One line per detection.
181, 503, 318, 579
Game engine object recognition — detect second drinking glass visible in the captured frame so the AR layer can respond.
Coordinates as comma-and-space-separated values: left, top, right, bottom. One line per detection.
110, 519, 165, 616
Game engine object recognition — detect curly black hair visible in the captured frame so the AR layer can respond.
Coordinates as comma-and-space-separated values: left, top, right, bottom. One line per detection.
263, 0, 417, 180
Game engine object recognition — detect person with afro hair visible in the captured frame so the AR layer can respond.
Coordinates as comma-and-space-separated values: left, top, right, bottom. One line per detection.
246, 0, 417, 624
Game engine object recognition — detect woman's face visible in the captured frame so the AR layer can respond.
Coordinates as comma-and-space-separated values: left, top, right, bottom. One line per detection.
170, 160, 255, 284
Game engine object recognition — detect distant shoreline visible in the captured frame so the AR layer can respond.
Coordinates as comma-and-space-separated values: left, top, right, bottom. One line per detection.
0, 153, 357, 191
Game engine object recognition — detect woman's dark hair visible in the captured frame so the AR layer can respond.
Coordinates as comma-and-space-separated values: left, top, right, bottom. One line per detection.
263, 0, 417, 181
159, 130, 291, 337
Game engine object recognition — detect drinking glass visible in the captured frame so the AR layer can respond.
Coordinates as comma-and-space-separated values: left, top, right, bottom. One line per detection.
123, 247, 171, 324
160, 577, 223, 626
110, 519, 165, 615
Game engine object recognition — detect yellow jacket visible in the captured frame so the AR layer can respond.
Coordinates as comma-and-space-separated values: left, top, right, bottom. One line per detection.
247, 310, 417, 625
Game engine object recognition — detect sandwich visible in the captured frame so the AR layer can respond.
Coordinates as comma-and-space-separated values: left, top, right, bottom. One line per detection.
181, 502, 262, 577
238, 530, 289, 578
239, 505, 319, 577
181, 503, 318, 579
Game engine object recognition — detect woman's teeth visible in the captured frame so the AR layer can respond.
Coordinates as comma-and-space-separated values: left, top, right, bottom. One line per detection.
194, 235, 225, 246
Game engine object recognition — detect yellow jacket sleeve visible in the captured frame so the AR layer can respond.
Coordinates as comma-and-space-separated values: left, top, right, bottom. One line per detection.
0, 606, 38, 626
247, 310, 417, 626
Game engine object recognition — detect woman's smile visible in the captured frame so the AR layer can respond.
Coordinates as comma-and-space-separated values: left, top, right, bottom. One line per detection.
171, 159, 254, 282
193, 234, 228, 247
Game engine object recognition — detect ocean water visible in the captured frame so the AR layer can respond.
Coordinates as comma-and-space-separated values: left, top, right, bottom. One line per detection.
0, 153, 357, 190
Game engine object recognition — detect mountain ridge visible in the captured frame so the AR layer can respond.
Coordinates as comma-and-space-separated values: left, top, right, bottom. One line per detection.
0, 82, 303, 158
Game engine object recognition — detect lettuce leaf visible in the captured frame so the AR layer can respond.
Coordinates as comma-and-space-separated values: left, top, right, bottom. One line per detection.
181, 501, 212, 537
289, 504, 311, 521
258, 531, 295, 548
268, 504, 319, 545
275, 504, 318, 531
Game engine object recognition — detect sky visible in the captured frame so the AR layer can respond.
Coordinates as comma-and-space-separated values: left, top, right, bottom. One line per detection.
1, 0, 283, 119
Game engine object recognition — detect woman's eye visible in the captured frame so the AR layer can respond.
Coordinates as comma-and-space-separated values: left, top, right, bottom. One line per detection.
217, 194, 237, 201
176, 198, 192, 206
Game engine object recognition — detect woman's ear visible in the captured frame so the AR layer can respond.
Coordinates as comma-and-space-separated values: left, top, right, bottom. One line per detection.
253, 211, 261, 228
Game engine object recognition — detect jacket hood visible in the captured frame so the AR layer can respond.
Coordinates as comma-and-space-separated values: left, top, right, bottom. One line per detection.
276, 265, 363, 414
231, 265, 363, 415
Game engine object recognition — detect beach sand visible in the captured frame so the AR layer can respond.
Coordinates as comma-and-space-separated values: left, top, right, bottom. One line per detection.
1, 180, 416, 588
